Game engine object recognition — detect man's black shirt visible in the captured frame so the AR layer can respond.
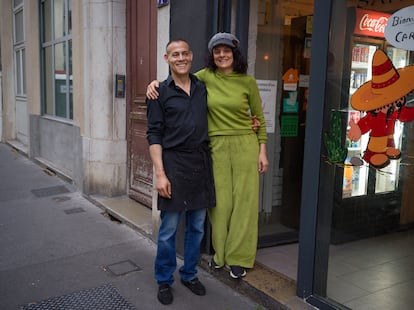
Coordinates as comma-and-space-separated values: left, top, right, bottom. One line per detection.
146, 74, 209, 149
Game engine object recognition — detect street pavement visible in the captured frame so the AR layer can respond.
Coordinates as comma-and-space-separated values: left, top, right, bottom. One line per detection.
0, 142, 266, 310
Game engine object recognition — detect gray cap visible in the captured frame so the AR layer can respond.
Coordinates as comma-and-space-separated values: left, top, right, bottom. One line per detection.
208, 32, 240, 52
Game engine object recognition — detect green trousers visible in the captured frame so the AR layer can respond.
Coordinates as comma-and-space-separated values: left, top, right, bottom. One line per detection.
208, 134, 259, 268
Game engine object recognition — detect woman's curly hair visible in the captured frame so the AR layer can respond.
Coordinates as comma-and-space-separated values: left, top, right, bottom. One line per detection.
205, 46, 248, 74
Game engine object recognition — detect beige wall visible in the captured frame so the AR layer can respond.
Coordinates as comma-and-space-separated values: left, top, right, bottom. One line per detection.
77, 0, 127, 196
1, 0, 128, 196
0, 0, 15, 141
0, 0, 39, 147
25, 1, 41, 116
71, 0, 83, 131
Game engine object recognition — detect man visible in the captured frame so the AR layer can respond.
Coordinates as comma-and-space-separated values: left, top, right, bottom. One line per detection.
146, 39, 215, 305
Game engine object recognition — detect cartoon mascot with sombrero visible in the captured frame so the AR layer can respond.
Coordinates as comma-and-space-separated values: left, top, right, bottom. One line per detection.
348, 49, 414, 168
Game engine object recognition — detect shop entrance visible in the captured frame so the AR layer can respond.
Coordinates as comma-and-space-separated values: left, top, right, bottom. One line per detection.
254, 1, 314, 248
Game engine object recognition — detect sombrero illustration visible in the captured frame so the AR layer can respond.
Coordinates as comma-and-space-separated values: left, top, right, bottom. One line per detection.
351, 49, 414, 111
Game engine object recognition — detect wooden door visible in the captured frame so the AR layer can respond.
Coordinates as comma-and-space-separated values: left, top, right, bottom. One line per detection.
126, 0, 157, 207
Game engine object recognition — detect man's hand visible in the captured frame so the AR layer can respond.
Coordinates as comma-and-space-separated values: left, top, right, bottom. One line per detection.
147, 80, 160, 99
156, 174, 172, 199
149, 144, 171, 199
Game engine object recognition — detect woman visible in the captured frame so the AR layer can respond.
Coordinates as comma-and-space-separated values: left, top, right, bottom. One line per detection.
148, 33, 268, 279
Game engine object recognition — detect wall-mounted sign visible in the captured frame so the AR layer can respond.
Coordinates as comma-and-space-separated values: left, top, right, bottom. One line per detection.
304, 37, 312, 58
306, 16, 313, 34
384, 6, 414, 51
299, 75, 309, 88
280, 115, 298, 137
283, 91, 298, 113
282, 68, 299, 91
115, 74, 125, 98
257, 80, 277, 133
158, 0, 169, 8
354, 8, 390, 38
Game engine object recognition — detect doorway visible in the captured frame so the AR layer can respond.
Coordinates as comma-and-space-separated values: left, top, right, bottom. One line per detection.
126, 0, 157, 207
254, 0, 314, 248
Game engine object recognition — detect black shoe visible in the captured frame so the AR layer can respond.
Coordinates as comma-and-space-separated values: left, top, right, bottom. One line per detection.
209, 258, 223, 269
157, 284, 173, 305
229, 265, 246, 279
181, 277, 206, 296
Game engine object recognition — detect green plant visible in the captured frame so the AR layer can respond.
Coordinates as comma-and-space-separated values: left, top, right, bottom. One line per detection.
324, 111, 347, 163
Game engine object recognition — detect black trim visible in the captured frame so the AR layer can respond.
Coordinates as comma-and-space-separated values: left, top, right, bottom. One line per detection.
236, 0, 249, 59
296, 0, 332, 299
306, 295, 352, 310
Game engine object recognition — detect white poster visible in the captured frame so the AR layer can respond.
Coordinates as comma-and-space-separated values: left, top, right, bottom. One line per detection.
384, 6, 414, 51
257, 80, 277, 133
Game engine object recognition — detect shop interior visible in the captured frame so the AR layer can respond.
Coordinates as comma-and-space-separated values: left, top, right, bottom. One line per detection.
254, 1, 414, 309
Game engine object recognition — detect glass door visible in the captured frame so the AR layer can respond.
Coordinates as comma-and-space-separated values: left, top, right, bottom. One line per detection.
308, 2, 414, 309
374, 46, 410, 194
343, 42, 377, 198
342, 42, 411, 199
254, 0, 314, 247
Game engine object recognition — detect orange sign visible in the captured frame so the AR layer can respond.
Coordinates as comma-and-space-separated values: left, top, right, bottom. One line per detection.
282, 68, 299, 91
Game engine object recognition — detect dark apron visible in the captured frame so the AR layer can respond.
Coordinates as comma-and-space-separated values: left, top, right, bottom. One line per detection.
158, 143, 216, 212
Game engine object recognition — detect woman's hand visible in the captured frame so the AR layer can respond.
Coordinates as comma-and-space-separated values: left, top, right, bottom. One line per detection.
147, 80, 160, 99
258, 144, 269, 174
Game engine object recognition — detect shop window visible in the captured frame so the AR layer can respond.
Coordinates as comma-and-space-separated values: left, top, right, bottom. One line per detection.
40, 0, 73, 120
311, 1, 414, 309
13, 0, 26, 96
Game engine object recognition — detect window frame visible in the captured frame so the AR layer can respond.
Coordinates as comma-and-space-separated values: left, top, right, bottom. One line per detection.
13, 0, 26, 97
40, 0, 73, 120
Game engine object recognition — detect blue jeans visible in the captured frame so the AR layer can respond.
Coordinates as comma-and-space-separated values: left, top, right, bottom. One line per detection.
155, 208, 206, 285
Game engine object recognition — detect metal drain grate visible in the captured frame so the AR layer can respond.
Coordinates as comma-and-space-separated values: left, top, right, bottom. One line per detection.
105, 260, 142, 276
64, 207, 85, 215
52, 196, 71, 203
20, 284, 136, 310
31, 185, 70, 198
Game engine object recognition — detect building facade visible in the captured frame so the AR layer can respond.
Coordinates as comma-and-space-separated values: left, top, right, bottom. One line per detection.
1, 0, 128, 196
1, 1, 414, 309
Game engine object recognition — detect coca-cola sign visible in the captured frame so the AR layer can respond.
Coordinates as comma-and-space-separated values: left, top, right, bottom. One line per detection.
354, 9, 391, 38
385, 6, 414, 51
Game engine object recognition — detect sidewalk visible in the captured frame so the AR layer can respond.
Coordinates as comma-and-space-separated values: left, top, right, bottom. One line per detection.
0, 142, 312, 310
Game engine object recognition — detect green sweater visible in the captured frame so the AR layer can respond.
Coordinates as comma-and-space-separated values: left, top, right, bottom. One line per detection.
195, 69, 267, 144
